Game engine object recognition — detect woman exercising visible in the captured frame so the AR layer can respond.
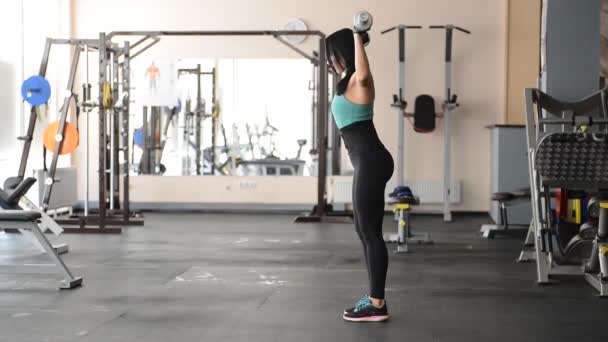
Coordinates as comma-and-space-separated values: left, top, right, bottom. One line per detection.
326, 24, 394, 322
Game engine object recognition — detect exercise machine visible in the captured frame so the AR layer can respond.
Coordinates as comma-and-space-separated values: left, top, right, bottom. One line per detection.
430, 25, 471, 222
15, 37, 145, 232
381, 25, 434, 251
383, 25, 470, 222
381, 25, 422, 190
524, 86, 608, 296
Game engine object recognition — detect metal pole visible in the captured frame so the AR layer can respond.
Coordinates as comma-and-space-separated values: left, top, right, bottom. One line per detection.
381, 26, 422, 187
98, 32, 107, 229
330, 71, 341, 175
142, 106, 149, 174
184, 100, 191, 174
17, 38, 53, 180
42, 45, 81, 208
442, 27, 453, 222
180, 100, 188, 175
211, 67, 217, 175
273, 35, 319, 64
196, 64, 202, 175
110, 52, 117, 209
151, 107, 159, 173
311, 65, 318, 156
315, 35, 328, 216
122, 41, 131, 220
397, 27, 406, 187
84, 44, 90, 216
109, 112, 115, 208
107, 30, 325, 39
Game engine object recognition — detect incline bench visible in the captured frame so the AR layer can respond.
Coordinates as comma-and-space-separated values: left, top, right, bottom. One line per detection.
0, 178, 81, 289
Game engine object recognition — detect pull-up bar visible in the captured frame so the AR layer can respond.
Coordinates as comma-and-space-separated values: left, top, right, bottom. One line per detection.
107, 30, 325, 39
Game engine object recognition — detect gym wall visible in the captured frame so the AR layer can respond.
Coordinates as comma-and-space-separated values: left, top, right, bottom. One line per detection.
1, 0, 71, 186
70, 0, 507, 211
505, 0, 541, 125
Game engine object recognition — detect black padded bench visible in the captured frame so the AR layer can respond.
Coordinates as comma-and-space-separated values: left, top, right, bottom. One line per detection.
0, 210, 42, 221
0, 177, 68, 254
0, 185, 82, 290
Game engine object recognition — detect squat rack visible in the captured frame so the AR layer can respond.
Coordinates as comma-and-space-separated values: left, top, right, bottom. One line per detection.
17, 29, 342, 231
12, 37, 134, 233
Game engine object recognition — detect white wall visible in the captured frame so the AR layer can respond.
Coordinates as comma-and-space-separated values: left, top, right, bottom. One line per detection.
0, 0, 71, 186
70, 0, 506, 211
0, 1, 22, 166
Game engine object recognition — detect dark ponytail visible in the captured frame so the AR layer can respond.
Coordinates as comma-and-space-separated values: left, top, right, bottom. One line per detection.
326, 28, 356, 96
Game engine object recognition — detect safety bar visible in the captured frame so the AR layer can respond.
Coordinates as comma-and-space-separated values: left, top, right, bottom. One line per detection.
381, 25, 423, 34
429, 25, 471, 34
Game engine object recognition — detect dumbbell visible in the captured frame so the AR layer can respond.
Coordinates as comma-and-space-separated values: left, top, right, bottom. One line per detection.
353, 11, 373, 46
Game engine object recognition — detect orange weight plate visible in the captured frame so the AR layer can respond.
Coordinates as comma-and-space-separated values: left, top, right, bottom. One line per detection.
43, 121, 79, 155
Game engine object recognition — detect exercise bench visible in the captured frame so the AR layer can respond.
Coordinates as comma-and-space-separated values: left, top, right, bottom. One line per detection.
480, 188, 531, 239
0, 210, 82, 289
1, 177, 68, 254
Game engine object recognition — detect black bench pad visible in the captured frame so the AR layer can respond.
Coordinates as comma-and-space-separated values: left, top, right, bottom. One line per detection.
0, 210, 41, 221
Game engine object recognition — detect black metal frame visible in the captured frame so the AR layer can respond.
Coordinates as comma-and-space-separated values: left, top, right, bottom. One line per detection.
13, 38, 130, 233
15, 29, 347, 232
101, 30, 341, 223
176, 65, 217, 175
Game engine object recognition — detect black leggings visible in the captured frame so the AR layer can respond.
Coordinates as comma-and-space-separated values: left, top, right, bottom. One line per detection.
341, 121, 394, 299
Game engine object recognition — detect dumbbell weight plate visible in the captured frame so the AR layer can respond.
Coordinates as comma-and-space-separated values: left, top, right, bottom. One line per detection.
21, 75, 51, 106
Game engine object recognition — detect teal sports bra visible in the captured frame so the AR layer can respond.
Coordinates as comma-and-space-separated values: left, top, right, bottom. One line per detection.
331, 95, 373, 129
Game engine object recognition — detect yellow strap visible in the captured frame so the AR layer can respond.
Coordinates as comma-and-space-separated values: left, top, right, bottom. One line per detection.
394, 203, 410, 210
600, 202, 608, 209
580, 125, 588, 133
102, 83, 113, 109
574, 199, 581, 224
212, 101, 221, 119
600, 246, 608, 255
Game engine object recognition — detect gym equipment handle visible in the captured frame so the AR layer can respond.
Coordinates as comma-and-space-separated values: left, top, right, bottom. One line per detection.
429, 25, 471, 34
381, 26, 423, 35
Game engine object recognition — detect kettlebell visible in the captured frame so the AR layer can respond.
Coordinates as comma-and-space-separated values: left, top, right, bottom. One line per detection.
353, 11, 373, 32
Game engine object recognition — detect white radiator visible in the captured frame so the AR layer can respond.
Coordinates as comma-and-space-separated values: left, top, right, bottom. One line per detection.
330, 177, 461, 204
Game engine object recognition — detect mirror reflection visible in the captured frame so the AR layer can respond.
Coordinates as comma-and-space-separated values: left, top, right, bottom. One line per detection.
130, 58, 317, 176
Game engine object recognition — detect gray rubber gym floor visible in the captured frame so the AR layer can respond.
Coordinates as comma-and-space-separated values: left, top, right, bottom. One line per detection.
0, 212, 607, 342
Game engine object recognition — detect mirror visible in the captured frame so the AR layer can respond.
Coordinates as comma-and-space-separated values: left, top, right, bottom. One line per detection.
129, 58, 317, 176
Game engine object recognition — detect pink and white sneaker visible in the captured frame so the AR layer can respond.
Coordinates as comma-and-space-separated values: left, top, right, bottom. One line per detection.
342, 299, 389, 322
